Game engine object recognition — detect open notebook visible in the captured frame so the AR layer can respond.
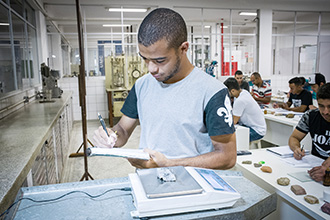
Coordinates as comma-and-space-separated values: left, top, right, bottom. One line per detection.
266, 145, 310, 158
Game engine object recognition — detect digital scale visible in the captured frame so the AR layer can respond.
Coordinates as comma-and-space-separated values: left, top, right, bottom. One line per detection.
129, 166, 241, 218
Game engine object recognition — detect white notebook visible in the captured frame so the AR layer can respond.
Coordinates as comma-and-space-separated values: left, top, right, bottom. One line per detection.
266, 146, 309, 158
87, 147, 150, 160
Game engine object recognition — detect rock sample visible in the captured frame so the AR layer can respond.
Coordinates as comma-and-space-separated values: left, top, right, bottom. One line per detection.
321, 202, 330, 215
254, 163, 262, 168
277, 177, 290, 186
304, 195, 319, 204
242, 160, 252, 164
286, 113, 295, 118
260, 166, 272, 173
291, 185, 306, 195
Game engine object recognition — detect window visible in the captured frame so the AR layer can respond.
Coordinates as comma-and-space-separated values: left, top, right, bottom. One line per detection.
0, 0, 39, 97
177, 8, 258, 77
272, 11, 330, 75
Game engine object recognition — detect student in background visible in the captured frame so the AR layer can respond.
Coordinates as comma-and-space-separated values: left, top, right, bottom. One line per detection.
308, 73, 326, 109
250, 72, 272, 108
289, 83, 330, 181
224, 77, 266, 142
234, 70, 249, 92
274, 77, 312, 112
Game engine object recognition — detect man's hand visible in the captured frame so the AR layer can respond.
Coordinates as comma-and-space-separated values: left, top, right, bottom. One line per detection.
127, 148, 171, 169
293, 148, 305, 160
93, 126, 117, 148
281, 103, 289, 110
308, 165, 327, 182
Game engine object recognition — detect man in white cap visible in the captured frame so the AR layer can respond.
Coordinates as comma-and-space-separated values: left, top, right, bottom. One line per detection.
308, 73, 326, 109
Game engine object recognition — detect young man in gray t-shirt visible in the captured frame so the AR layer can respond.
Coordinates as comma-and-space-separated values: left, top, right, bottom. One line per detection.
93, 8, 236, 170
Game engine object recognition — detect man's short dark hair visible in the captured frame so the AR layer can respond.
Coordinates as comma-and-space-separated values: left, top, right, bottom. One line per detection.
299, 77, 306, 85
235, 70, 243, 76
251, 72, 260, 79
138, 8, 187, 49
289, 77, 303, 86
224, 77, 240, 91
317, 83, 330, 100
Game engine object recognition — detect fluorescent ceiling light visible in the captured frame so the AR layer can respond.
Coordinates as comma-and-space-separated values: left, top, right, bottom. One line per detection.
103, 24, 131, 27
204, 26, 211, 28
0, 22, 9, 26
239, 12, 257, 16
108, 8, 147, 12
52, 55, 56, 58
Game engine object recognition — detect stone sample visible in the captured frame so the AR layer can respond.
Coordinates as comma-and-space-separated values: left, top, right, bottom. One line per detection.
260, 166, 272, 173
286, 113, 295, 118
304, 195, 319, 204
242, 160, 252, 164
291, 185, 306, 195
277, 177, 290, 186
321, 202, 330, 215
254, 163, 262, 168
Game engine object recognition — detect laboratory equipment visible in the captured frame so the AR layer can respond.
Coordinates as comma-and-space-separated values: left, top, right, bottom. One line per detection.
129, 166, 241, 218
40, 63, 63, 101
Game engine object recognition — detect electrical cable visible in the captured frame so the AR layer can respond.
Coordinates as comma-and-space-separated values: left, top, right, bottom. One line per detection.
0, 187, 131, 218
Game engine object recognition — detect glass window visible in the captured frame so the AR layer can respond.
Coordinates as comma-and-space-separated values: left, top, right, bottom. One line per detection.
272, 11, 327, 75
272, 36, 294, 75
0, 5, 15, 94
10, 0, 23, 17
179, 8, 258, 77
232, 10, 257, 35
24, 2, 36, 26
296, 12, 319, 35
272, 11, 295, 35
11, 12, 25, 90
27, 25, 39, 86
295, 36, 318, 74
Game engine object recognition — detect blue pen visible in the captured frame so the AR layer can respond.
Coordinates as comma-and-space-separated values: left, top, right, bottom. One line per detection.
98, 113, 109, 137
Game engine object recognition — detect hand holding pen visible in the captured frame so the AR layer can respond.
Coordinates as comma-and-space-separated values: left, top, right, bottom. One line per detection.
293, 145, 305, 160
93, 113, 117, 148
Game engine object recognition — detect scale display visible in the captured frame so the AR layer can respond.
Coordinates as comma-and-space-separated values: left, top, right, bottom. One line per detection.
195, 168, 236, 192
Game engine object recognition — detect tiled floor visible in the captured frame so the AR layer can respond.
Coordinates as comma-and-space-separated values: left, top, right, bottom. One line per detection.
61, 120, 140, 183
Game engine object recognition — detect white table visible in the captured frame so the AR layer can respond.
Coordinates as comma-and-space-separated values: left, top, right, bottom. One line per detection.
235, 148, 329, 220
263, 113, 312, 151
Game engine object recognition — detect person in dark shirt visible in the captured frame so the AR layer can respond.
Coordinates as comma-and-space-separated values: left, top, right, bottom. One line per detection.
234, 70, 250, 92
274, 77, 312, 112
289, 83, 330, 182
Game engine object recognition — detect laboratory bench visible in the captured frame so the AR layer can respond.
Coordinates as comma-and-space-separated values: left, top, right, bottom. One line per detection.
0, 92, 73, 215
5, 170, 276, 219
263, 112, 312, 150
235, 148, 329, 220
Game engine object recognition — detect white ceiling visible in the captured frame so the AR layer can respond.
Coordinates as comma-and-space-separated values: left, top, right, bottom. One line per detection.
38, 0, 330, 47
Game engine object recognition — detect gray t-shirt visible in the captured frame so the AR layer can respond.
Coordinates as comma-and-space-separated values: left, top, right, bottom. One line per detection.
121, 67, 235, 159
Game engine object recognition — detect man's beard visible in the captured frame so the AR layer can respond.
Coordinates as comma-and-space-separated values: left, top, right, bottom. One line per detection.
163, 54, 181, 82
